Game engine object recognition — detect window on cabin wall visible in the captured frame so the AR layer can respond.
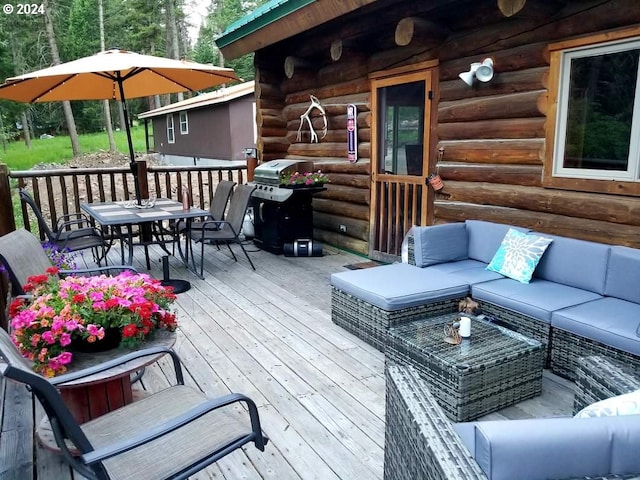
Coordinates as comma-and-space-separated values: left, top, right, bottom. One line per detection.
546, 31, 640, 194
179, 112, 189, 135
167, 114, 175, 144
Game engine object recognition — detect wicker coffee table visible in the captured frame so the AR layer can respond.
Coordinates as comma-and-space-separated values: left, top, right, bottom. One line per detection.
386, 313, 544, 421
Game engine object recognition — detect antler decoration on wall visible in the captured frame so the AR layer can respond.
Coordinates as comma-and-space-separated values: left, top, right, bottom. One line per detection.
296, 95, 327, 143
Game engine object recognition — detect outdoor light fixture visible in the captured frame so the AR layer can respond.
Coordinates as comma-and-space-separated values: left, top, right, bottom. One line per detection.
459, 58, 495, 86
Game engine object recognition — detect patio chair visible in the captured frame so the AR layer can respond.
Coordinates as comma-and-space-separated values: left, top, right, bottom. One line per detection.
175, 179, 236, 258
0, 327, 268, 480
0, 228, 135, 297
19, 188, 107, 264
187, 184, 257, 277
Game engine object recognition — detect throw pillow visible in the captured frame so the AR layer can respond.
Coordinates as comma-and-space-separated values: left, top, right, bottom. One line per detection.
575, 389, 640, 418
486, 228, 553, 284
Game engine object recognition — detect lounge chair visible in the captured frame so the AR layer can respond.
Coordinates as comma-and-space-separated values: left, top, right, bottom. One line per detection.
0, 327, 268, 480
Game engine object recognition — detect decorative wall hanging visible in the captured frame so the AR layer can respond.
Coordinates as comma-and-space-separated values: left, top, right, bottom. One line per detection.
296, 95, 327, 143
347, 103, 358, 163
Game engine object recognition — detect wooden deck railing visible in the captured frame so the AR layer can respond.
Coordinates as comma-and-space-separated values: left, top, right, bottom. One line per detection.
2, 160, 247, 239
0, 160, 247, 329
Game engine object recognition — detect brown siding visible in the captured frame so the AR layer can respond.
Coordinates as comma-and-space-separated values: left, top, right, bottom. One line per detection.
252, 0, 640, 254
150, 97, 256, 161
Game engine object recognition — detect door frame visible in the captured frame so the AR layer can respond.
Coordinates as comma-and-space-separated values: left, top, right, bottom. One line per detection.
369, 60, 439, 262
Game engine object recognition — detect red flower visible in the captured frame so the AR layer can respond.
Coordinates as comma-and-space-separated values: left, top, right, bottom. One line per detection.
72, 294, 86, 304
9, 298, 26, 317
27, 274, 49, 285
122, 324, 138, 338
45, 266, 59, 275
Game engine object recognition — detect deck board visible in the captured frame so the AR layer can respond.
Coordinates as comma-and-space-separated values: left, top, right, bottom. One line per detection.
1, 238, 577, 479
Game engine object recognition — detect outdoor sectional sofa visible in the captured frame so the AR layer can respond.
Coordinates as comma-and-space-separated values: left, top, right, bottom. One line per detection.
385, 361, 640, 480
330, 219, 640, 380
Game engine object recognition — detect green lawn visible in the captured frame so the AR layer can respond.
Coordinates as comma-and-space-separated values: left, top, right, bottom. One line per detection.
0, 125, 148, 170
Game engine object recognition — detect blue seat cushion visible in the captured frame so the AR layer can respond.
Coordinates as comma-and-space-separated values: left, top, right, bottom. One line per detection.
330, 263, 469, 311
551, 297, 640, 355
455, 415, 640, 480
465, 220, 529, 264
428, 259, 504, 285
471, 278, 602, 322
412, 222, 468, 267
533, 233, 610, 294
605, 246, 640, 303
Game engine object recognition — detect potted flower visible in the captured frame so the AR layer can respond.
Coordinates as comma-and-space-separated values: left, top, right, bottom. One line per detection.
280, 170, 329, 188
9, 268, 177, 377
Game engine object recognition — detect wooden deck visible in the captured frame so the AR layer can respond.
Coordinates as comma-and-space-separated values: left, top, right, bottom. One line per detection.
1, 239, 575, 479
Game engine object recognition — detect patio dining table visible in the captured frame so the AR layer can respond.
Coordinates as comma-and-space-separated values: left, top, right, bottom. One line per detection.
81, 198, 209, 269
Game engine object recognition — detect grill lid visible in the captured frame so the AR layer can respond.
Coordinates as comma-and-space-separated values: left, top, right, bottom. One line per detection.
254, 159, 314, 186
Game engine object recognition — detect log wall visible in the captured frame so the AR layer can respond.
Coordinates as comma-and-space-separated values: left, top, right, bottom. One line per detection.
252, 0, 640, 255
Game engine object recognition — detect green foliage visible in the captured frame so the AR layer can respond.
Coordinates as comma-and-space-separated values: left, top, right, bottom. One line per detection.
0, 126, 147, 170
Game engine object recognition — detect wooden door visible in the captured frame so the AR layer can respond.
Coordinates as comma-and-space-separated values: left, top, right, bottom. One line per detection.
369, 64, 436, 262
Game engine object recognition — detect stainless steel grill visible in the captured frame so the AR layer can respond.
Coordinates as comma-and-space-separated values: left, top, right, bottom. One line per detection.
250, 159, 321, 254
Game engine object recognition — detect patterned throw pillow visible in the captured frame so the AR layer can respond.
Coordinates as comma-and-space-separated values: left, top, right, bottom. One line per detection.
486, 228, 553, 284
575, 389, 640, 418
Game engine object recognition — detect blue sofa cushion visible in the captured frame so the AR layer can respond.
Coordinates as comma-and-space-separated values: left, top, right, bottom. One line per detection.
330, 263, 469, 311
551, 297, 640, 356
456, 415, 640, 480
465, 220, 529, 264
428, 259, 504, 285
471, 278, 602, 322
605, 246, 640, 303
413, 223, 468, 267
486, 228, 553, 284
533, 233, 610, 294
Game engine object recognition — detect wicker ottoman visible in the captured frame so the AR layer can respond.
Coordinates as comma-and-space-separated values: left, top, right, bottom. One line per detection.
573, 355, 640, 414
386, 313, 544, 421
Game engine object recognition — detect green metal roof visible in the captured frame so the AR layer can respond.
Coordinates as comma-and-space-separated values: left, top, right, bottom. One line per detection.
216, 0, 316, 48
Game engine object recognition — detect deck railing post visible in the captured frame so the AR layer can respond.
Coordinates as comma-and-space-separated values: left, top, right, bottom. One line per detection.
136, 160, 150, 199
0, 163, 16, 236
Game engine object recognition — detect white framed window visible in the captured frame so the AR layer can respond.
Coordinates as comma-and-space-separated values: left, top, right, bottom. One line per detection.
179, 111, 189, 134
166, 114, 175, 144
552, 37, 640, 181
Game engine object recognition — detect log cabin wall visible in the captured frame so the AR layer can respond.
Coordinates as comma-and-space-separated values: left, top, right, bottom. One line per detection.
250, 0, 640, 256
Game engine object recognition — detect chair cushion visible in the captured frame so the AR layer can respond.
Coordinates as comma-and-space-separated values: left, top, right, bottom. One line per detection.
457, 415, 640, 480
412, 223, 468, 267
605, 246, 640, 303
551, 297, 640, 356
465, 220, 529, 264
533, 233, 610, 294
330, 263, 469, 311
575, 389, 640, 418
471, 278, 602, 322
486, 228, 553, 284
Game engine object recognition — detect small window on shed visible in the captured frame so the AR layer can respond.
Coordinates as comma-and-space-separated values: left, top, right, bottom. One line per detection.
166, 114, 175, 144
179, 112, 189, 135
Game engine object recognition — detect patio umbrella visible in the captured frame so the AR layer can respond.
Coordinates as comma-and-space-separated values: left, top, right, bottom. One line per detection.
0, 48, 240, 200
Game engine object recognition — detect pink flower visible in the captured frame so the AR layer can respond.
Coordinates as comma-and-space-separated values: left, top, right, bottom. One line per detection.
57, 351, 73, 365
41, 331, 56, 345
59, 333, 72, 347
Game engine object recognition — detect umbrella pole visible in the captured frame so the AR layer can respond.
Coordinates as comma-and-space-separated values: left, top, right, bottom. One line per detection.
116, 73, 141, 203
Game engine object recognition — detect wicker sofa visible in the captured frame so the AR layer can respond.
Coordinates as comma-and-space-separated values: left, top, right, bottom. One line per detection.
385, 362, 640, 480
331, 220, 640, 379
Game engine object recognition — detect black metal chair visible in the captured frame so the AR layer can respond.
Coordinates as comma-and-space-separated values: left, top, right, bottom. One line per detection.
19, 188, 107, 264
187, 184, 257, 277
0, 327, 268, 480
175, 179, 236, 259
